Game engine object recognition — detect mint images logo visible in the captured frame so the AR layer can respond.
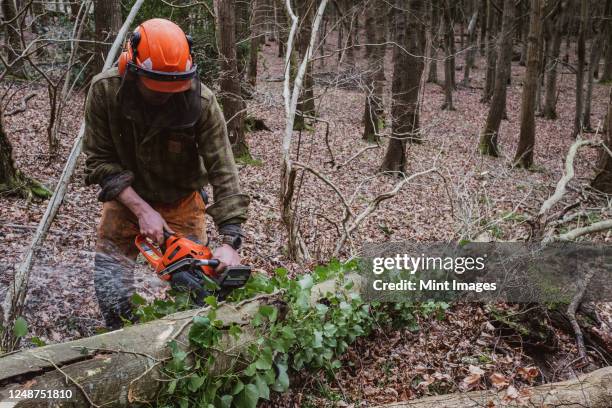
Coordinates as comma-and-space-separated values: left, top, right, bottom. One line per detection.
360, 242, 612, 303
372, 254, 486, 275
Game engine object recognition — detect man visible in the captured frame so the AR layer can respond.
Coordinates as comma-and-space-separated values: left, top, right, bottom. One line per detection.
83, 18, 249, 329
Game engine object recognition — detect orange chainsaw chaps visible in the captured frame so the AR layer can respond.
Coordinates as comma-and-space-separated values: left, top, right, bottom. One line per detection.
135, 234, 214, 281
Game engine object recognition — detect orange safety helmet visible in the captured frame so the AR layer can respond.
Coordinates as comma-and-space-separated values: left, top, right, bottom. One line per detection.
118, 18, 197, 93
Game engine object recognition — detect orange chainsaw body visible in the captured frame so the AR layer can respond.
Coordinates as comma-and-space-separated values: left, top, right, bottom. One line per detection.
135, 234, 214, 281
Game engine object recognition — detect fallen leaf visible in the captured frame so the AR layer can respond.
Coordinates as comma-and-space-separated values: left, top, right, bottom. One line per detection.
489, 373, 509, 389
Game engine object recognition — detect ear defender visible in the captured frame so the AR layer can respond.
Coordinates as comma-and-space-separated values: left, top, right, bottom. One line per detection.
118, 30, 141, 76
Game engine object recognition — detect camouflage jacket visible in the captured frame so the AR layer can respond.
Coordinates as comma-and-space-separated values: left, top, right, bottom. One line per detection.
83, 67, 249, 228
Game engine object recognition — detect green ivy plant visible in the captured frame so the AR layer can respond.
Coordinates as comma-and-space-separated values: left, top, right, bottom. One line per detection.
132, 259, 448, 408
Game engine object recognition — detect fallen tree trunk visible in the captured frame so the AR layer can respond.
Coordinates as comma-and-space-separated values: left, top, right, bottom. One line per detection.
375, 366, 612, 408
0, 275, 364, 407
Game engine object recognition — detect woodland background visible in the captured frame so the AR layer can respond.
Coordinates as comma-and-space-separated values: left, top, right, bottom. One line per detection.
0, 0, 611, 406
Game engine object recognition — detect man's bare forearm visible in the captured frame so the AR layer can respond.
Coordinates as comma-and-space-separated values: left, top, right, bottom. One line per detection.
116, 186, 152, 218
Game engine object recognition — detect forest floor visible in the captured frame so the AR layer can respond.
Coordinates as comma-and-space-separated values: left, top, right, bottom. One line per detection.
1, 38, 611, 406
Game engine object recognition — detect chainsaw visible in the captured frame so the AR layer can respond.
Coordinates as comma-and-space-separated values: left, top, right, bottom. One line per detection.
135, 231, 251, 305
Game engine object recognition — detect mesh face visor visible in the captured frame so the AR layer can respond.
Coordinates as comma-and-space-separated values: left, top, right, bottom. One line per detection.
126, 61, 198, 81
119, 79, 203, 130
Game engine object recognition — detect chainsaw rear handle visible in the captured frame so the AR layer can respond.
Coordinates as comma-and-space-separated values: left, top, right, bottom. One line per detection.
197, 258, 220, 268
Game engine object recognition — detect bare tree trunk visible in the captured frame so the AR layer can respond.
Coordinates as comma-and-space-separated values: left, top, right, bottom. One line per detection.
275, 0, 286, 57
294, 0, 315, 131
543, 1, 566, 120
427, 0, 440, 83
479, 0, 486, 55
462, 0, 479, 87
592, 88, 612, 193
93, 0, 122, 74
482, 0, 498, 103
583, 28, 604, 131
441, 0, 454, 110
215, 0, 250, 157
381, 0, 426, 172
571, 0, 588, 138
362, 0, 387, 142
514, 0, 545, 168
519, 3, 528, 66
479, 0, 515, 156
1, 0, 26, 77
599, 0, 612, 82
247, 0, 261, 87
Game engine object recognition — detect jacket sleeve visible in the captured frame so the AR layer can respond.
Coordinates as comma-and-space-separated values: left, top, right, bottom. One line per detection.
83, 80, 134, 201
196, 93, 249, 228
83, 81, 125, 187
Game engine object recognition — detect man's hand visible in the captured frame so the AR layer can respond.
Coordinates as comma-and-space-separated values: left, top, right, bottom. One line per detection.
116, 186, 174, 245
137, 207, 174, 245
212, 244, 241, 272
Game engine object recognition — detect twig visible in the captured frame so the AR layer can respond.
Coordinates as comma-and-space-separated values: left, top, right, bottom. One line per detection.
567, 268, 596, 361
5, 91, 36, 116
538, 138, 599, 219
34, 355, 100, 407
550, 219, 612, 242
336, 145, 380, 169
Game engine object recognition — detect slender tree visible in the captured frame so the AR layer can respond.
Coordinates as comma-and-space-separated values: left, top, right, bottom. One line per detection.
93, 0, 122, 74
592, 88, 612, 193
294, 0, 315, 130
362, 0, 387, 142
543, 0, 566, 119
582, 2, 604, 131
247, 0, 262, 87
479, 0, 516, 156
427, 0, 440, 83
1, 0, 26, 77
479, 0, 487, 55
571, 0, 588, 138
462, 0, 479, 87
599, 0, 612, 82
441, 0, 454, 110
482, 0, 498, 102
214, 0, 250, 157
514, 0, 545, 168
381, 0, 426, 172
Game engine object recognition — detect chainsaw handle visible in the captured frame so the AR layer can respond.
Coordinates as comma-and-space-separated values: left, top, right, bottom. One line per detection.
198, 258, 220, 268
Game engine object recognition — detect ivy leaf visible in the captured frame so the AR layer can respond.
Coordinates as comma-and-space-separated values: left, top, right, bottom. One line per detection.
167, 379, 177, 395
271, 361, 290, 392
204, 295, 218, 308
323, 322, 337, 337
13, 317, 28, 338
281, 326, 295, 341
31, 336, 46, 347
254, 375, 270, 400
243, 363, 257, 377
188, 375, 206, 392
257, 305, 278, 322
131, 293, 146, 306
167, 340, 187, 372
189, 316, 217, 348
229, 324, 243, 339
235, 383, 259, 408
299, 274, 314, 290
313, 330, 323, 348
255, 347, 273, 370
231, 379, 244, 395
220, 395, 233, 408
